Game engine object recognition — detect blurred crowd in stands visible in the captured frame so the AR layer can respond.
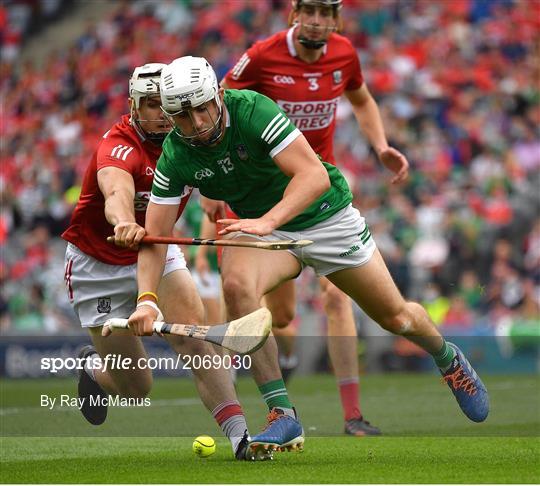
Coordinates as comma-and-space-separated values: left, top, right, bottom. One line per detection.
1, 0, 539, 335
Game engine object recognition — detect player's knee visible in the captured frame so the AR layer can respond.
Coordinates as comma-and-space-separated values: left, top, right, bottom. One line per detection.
322, 284, 350, 316
222, 274, 257, 306
270, 305, 295, 329
377, 305, 415, 336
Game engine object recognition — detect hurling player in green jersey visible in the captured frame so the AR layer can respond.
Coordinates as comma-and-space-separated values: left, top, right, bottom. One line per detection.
128, 56, 489, 455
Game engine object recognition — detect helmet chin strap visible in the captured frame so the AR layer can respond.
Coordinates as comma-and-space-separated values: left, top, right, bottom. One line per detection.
130, 101, 169, 147
298, 36, 326, 49
296, 21, 336, 50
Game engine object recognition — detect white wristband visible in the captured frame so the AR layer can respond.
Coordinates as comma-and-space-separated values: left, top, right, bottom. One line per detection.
136, 300, 164, 321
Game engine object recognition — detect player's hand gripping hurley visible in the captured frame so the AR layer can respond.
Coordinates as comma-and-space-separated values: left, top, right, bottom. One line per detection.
102, 307, 272, 355
107, 235, 313, 250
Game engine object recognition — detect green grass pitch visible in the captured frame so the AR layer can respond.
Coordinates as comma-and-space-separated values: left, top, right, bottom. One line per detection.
1, 373, 539, 483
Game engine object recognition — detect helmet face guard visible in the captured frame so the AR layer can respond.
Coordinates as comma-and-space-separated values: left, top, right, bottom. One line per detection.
161, 98, 224, 147
129, 63, 170, 146
160, 56, 224, 147
291, 0, 342, 49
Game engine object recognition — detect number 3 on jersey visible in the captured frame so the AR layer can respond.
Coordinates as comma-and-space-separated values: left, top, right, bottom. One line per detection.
217, 155, 234, 174
307, 77, 319, 91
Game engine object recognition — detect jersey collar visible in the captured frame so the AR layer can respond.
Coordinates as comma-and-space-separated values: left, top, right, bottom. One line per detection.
286, 24, 328, 58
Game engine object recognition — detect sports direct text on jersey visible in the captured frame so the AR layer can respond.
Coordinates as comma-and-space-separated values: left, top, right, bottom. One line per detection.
277, 97, 340, 131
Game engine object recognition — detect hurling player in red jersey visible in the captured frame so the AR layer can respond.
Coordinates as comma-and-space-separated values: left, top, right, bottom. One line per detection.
61, 64, 266, 461
217, 0, 409, 436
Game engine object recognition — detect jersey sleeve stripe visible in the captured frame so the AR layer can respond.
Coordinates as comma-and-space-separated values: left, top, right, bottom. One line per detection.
116, 146, 129, 159
269, 128, 301, 158
110, 145, 123, 157
154, 171, 170, 187
232, 53, 250, 78
266, 118, 290, 144
153, 179, 169, 191
121, 146, 134, 161
261, 113, 284, 140
150, 194, 182, 205
154, 168, 170, 182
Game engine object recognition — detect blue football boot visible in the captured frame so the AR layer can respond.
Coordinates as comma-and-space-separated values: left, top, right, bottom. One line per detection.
249, 408, 304, 455
441, 342, 489, 422
235, 430, 274, 461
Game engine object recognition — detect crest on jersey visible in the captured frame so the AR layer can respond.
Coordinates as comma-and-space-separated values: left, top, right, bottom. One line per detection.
235, 144, 249, 161
97, 297, 112, 314
333, 70, 342, 84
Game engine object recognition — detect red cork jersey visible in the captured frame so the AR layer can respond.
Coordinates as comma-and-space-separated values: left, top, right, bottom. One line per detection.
62, 115, 190, 265
223, 26, 363, 165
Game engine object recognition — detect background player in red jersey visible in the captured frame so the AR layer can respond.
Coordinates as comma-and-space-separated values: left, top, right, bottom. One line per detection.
62, 64, 269, 461
216, 0, 409, 436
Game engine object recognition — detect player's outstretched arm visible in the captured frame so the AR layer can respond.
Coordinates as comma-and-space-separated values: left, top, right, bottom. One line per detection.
346, 84, 409, 184
97, 166, 146, 248
218, 135, 329, 236
128, 201, 178, 336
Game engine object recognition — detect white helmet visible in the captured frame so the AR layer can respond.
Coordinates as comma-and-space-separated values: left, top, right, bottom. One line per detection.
129, 63, 170, 146
160, 56, 223, 146
129, 63, 166, 108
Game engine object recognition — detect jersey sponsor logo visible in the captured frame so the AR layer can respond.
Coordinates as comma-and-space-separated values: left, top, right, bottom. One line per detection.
273, 75, 295, 85
153, 168, 170, 191
194, 168, 215, 180
231, 53, 251, 80
277, 97, 339, 131
333, 70, 343, 84
134, 191, 151, 211
110, 144, 134, 161
97, 297, 112, 314
261, 113, 290, 144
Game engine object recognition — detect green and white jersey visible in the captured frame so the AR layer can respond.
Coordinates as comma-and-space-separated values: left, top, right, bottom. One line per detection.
151, 89, 352, 231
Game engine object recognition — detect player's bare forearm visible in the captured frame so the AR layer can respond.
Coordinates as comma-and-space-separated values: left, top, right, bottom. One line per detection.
129, 243, 166, 335
104, 190, 136, 226
98, 167, 137, 226
136, 243, 167, 296
267, 134, 330, 228
138, 200, 179, 291
262, 170, 329, 229
351, 94, 389, 156
218, 170, 329, 236
346, 86, 409, 184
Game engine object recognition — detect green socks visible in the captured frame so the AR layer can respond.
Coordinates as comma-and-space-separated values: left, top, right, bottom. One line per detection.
259, 379, 293, 410
433, 340, 457, 370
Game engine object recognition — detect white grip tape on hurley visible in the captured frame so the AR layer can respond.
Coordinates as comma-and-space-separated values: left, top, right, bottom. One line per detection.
105, 318, 130, 329
153, 321, 166, 333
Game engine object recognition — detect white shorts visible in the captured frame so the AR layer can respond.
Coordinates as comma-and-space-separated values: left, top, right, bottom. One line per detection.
64, 243, 188, 328
192, 270, 221, 300
231, 204, 377, 277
